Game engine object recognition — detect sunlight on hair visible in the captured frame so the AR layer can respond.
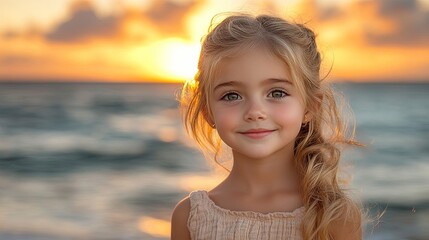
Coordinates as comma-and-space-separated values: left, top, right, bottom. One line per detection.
138, 216, 170, 238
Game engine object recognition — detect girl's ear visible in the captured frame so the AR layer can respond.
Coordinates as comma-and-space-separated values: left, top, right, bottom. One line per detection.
303, 93, 323, 124
302, 111, 314, 126
303, 112, 311, 123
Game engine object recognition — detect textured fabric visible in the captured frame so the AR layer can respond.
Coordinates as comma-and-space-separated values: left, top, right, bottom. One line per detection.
188, 190, 304, 240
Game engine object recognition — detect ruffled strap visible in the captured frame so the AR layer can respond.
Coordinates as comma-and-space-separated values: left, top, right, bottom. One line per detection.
189, 190, 305, 220
187, 190, 209, 231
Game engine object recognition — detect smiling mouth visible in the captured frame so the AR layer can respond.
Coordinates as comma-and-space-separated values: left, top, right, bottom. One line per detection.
239, 129, 276, 139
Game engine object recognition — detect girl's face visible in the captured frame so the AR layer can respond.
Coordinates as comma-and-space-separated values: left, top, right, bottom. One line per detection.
209, 47, 306, 160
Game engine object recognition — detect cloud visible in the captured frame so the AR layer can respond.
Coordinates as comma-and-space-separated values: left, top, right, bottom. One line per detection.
44, 0, 202, 43
144, 0, 201, 37
0, 55, 43, 66
2, 31, 20, 39
317, 6, 343, 21
46, 1, 121, 42
316, 0, 429, 46
365, 0, 429, 46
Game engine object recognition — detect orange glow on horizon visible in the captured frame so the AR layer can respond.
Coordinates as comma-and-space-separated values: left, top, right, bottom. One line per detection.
0, 0, 428, 83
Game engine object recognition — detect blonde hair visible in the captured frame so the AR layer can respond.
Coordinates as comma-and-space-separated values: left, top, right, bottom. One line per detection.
181, 13, 361, 239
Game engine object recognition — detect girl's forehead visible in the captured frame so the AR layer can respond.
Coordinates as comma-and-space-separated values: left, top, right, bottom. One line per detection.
220, 40, 272, 59
213, 47, 293, 83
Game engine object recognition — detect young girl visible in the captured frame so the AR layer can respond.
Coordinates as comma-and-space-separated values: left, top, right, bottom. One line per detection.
171, 13, 362, 240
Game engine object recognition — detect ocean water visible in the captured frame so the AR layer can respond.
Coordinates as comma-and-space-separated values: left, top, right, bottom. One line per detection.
0, 82, 427, 240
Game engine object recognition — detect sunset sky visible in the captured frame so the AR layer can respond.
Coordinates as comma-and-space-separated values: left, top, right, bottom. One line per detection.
1, 0, 428, 83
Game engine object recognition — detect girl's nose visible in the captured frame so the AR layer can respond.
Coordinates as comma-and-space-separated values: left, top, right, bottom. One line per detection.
244, 100, 267, 121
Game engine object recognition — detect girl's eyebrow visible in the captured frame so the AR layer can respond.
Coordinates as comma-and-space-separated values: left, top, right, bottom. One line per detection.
266, 78, 293, 85
213, 78, 292, 93
213, 81, 243, 92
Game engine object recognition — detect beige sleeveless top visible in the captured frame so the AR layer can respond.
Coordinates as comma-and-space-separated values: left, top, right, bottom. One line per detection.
188, 190, 304, 240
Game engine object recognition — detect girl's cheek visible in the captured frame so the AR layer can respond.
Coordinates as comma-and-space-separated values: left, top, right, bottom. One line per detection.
273, 103, 305, 123
212, 105, 239, 123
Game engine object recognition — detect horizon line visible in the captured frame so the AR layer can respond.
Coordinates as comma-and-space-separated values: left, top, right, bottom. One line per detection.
0, 79, 428, 84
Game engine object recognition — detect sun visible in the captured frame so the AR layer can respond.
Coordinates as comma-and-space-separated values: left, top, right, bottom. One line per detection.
161, 40, 201, 81
135, 38, 201, 82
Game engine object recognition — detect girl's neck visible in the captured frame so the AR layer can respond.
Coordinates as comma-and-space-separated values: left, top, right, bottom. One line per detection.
225, 150, 300, 196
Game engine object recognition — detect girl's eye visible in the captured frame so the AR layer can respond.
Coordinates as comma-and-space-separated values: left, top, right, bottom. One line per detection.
221, 92, 242, 101
268, 89, 288, 99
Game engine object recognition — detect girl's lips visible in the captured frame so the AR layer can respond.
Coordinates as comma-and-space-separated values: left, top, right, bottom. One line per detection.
239, 129, 275, 139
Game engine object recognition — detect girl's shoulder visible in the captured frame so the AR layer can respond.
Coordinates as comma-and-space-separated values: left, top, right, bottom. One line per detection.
171, 190, 207, 224
172, 194, 191, 218
171, 194, 192, 239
